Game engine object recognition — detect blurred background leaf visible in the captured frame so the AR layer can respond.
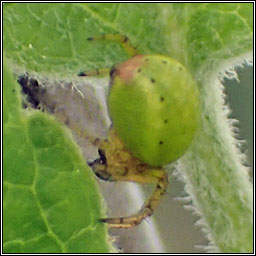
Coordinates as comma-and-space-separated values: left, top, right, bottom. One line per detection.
3, 57, 110, 253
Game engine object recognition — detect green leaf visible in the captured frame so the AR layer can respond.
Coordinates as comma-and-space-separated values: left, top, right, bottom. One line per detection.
3, 3, 253, 253
3, 58, 110, 253
3, 3, 171, 75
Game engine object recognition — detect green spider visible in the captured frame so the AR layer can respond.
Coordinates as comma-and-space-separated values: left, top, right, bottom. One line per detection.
82, 33, 200, 228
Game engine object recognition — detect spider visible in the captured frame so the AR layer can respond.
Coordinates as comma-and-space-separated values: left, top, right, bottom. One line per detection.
81, 33, 199, 228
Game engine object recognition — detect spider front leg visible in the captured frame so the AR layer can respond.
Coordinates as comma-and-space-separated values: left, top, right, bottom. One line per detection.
87, 33, 139, 57
78, 68, 110, 77
101, 167, 168, 228
88, 129, 169, 228
78, 33, 139, 77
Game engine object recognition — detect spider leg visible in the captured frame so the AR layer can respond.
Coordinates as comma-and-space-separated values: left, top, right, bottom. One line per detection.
78, 33, 139, 77
78, 68, 110, 77
88, 33, 139, 57
100, 167, 169, 228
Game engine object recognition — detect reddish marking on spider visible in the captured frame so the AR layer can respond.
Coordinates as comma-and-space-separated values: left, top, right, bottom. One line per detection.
115, 55, 144, 82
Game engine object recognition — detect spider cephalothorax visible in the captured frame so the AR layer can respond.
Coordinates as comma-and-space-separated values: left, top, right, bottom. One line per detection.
88, 128, 168, 228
